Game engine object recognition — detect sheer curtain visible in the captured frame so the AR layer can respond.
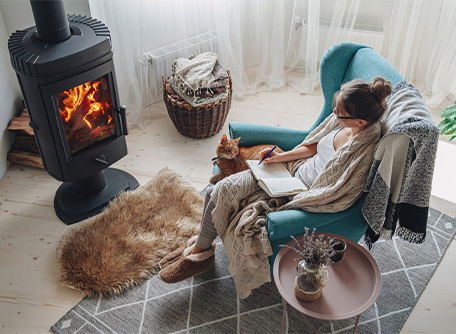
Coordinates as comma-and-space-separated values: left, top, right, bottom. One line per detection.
89, 0, 365, 129
89, 0, 456, 129
385, 0, 456, 106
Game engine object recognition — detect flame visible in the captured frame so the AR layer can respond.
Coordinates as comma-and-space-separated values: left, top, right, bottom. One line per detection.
61, 84, 88, 122
59, 78, 112, 129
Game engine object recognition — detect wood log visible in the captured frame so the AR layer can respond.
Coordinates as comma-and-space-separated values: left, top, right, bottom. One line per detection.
7, 109, 44, 169
12, 134, 40, 154
7, 150, 44, 169
8, 109, 34, 135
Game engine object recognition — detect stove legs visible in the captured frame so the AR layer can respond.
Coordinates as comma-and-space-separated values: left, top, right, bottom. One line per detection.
54, 168, 139, 224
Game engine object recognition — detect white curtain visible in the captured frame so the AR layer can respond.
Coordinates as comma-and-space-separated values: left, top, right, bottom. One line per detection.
89, 0, 365, 129
90, 0, 456, 129
385, 0, 456, 106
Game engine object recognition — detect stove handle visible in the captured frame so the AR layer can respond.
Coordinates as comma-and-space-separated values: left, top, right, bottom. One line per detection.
119, 105, 129, 135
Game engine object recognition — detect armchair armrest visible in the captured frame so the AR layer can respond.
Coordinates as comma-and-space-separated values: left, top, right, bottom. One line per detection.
266, 194, 369, 270
266, 197, 367, 242
229, 122, 310, 151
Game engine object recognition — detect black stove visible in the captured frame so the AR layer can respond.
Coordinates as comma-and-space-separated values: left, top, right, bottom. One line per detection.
8, 0, 139, 224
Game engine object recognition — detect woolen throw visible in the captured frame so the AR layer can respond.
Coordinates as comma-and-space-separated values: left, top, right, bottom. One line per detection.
362, 81, 440, 247
56, 168, 203, 295
283, 112, 382, 212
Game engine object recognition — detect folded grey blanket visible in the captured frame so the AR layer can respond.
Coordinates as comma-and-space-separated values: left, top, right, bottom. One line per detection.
170, 52, 228, 106
362, 81, 440, 248
169, 76, 227, 107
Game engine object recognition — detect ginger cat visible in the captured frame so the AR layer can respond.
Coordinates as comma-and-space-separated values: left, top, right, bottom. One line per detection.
209, 134, 282, 184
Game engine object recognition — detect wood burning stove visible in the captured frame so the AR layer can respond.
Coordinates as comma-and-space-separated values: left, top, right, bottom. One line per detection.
8, 0, 139, 224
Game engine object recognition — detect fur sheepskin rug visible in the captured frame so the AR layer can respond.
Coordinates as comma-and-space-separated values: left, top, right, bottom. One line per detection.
57, 168, 203, 295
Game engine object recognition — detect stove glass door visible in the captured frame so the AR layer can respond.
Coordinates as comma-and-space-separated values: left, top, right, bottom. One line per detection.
55, 74, 116, 155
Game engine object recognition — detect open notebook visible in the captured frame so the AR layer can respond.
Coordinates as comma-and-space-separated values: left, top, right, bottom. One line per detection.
246, 160, 308, 197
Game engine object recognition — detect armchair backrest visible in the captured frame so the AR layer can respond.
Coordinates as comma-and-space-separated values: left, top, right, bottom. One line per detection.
314, 42, 404, 132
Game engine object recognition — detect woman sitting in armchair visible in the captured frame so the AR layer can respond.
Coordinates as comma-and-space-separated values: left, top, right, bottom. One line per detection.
158, 77, 392, 298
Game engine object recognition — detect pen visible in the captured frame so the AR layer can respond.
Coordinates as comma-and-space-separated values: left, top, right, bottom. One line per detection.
258, 145, 277, 165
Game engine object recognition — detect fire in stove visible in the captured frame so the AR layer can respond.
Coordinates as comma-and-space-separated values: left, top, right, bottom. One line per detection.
7, 0, 139, 224
57, 75, 115, 154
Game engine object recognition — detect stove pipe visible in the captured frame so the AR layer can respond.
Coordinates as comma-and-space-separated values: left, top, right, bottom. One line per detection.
30, 0, 71, 43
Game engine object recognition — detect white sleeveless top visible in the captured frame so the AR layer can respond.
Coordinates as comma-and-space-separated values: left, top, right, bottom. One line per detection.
295, 127, 341, 188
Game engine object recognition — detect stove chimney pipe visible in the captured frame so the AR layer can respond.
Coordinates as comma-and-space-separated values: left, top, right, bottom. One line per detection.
30, 0, 71, 43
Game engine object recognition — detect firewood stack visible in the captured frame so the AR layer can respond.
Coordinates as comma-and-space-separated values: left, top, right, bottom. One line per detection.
7, 109, 44, 169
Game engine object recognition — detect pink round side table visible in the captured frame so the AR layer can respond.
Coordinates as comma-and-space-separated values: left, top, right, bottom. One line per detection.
273, 232, 381, 334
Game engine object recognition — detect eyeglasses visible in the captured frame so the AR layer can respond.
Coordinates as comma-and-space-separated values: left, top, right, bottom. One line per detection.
336, 115, 356, 119
333, 108, 356, 119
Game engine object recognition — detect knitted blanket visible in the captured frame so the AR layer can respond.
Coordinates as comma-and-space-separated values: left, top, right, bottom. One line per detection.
210, 114, 382, 298
172, 52, 227, 90
282, 113, 381, 212
171, 52, 228, 107
362, 81, 439, 247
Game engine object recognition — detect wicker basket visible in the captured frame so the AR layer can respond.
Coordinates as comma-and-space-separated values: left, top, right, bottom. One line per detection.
163, 70, 232, 139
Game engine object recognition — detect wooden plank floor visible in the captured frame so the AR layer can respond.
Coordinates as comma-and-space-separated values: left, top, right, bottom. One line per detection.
0, 86, 455, 333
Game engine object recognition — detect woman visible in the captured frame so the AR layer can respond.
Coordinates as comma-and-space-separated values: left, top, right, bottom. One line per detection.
159, 77, 392, 298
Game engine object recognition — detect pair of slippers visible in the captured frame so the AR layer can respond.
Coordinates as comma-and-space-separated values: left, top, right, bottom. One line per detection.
158, 236, 216, 283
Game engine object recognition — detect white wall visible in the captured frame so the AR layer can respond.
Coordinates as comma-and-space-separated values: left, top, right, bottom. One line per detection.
0, 0, 90, 180
0, 6, 21, 179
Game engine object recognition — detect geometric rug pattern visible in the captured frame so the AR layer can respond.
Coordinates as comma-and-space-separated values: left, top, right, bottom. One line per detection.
52, 207, 456, 334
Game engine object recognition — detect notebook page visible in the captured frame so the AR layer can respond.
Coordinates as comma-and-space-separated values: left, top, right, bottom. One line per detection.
246, 160, 291, 180
261, 177, 307, 195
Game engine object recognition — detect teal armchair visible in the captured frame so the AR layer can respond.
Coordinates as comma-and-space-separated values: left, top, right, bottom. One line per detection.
228, 42, 404, 271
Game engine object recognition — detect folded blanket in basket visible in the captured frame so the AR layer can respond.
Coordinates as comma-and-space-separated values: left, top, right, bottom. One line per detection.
171, 52, 228, 107
172, 52, 228, 92
169, 77, 227, 107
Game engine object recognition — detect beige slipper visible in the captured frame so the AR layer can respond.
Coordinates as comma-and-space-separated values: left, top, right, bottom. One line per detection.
158, 244, 215, 283
158, 236, 198, 270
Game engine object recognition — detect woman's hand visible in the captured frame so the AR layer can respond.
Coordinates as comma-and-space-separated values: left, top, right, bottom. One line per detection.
259, 143, 318, 165
259, 148, 283, 165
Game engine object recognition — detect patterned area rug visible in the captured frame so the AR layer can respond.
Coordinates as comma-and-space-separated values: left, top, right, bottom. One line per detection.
52, 208, 456, 334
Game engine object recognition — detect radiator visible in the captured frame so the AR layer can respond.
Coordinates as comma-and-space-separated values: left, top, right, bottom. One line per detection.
299, 19, 384, 64
144, 31, 219, 96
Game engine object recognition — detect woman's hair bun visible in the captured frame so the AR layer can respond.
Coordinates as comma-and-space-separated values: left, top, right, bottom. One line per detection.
371, 77, 392, 101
